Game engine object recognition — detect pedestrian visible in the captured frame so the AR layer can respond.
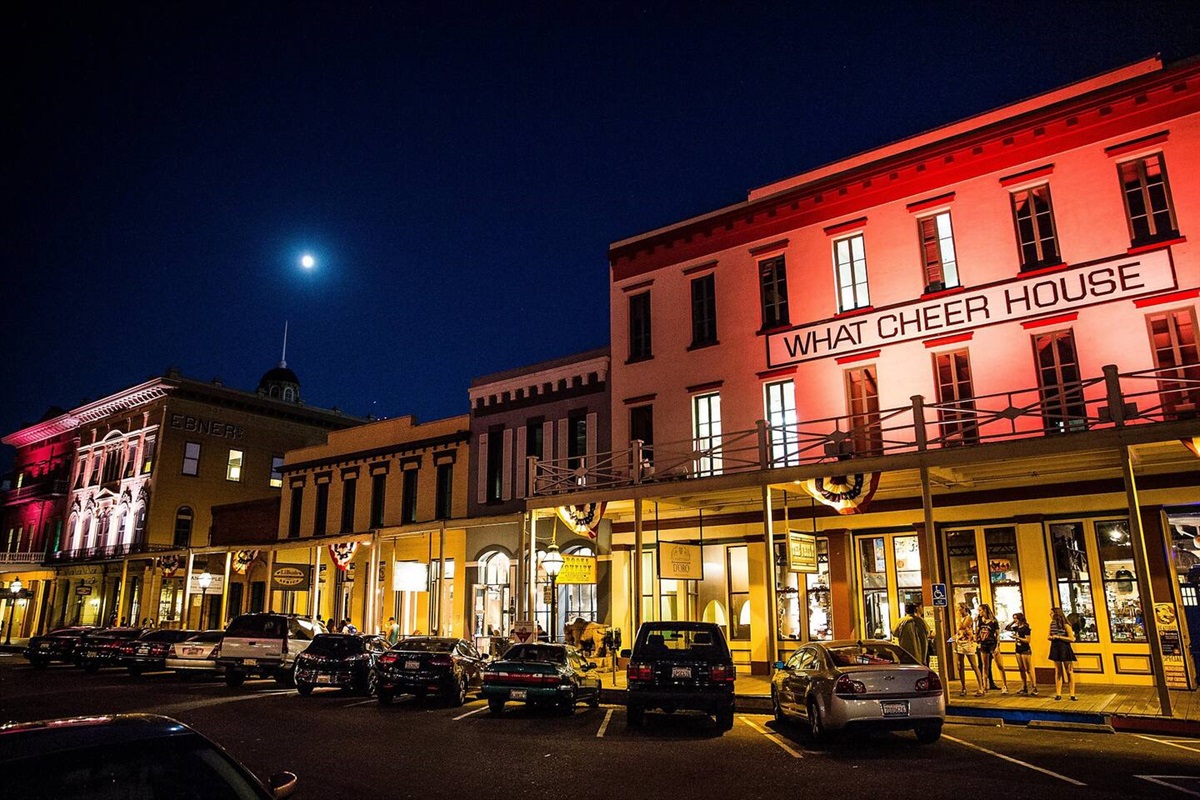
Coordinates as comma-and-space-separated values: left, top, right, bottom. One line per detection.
1048, 607, 1077, 701
1006, 612, 1037, 695
328, 617, 341, 633
894, 603, 931, 665
976, 604, 1008, 693
953, 602, 986, 697
342, 617, 358, 635
386, 616, 400, 645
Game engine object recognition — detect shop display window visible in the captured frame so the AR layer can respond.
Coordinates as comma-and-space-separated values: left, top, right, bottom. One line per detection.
807, 540, 832, 641
984, 527, 1024, 636
860, 537, 890, 639
893, 535, 924, 612
727, 546, 751, 641
945, 529, 981, 614
1096, 520, 1146, 642
1049, 522, 1100, 642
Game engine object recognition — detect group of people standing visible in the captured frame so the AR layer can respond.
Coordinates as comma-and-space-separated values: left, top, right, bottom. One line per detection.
893, 602, 1079, 701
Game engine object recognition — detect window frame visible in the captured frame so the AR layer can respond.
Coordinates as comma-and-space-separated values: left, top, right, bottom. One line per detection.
691, 391, 723, 477
832, 233, 870, 313
763, 379, 799, 467
758, 255, 790, 330
181, 441, 201, 477
628, 291, 653, 363
1032, 329, 1087, 434
1010, 183, 1061, 271
225, 449, 244, 482
690, 272, 718, 348
1119, 153, 1178, 245
1146, 308, 1200, 419
917, 211, 960, 293
932, 349, 979, 445
844, 365, 882, 457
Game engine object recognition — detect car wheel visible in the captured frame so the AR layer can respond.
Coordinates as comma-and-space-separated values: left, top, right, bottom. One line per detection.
626, 704, 644, 728
274, 666, 296, 687
29, 658, 48, 670
297, 681, 314, 697
366, 669, 378, 697
488, 697, 505, 715
914, 720, 943, 744
716, 708, 735, 732
449, 676, 467, 707
807, 699, 828, 745
772, 690, 785, 724
588, 689, 601, 709
377, 689, 394, 707
558, 692, 576, 715
225, 670, 246, 688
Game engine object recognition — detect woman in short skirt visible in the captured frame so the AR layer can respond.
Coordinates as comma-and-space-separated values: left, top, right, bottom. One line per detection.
1048, 607, 1077, 701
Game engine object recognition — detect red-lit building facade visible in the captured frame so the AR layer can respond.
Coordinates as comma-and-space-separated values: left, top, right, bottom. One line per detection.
529, 56, 1200, 708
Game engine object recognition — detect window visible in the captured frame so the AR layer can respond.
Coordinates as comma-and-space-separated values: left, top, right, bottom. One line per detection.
225, 449, 243, 482
860, 536, 891, 639
1011, 184, 1059, 270
525, 418, 544, 462
845, 366, 882, 456
833, 234, 870, 312
102, 445, 122, 484
562, 545, 598, 625
288, 487, 303, 539
435, 463, 453, 520
141, 437, 156, 475
727, 546, 750, 641
370, 473, 387, 528
984, 527, 1024, 628
313, 483, 328, 537
933, 350, 978, 445
758, 255, 790, 329
692, 392, 722, 477
485, 425, 505, 503
1120, 154, 1178, 244
269, 456, 284, 488
123, 441, 138, 479
1033, 330, 1086, 433
629, 404, 654, 466
567, 413, 587, 472
690, 273, 717, 347
1049, 522, 1099, 642
1096, 519, 1146, 642
1147, 310, 1200, 419
918, 211, 959, 292
172, 507, 193, 548
340, 477, 357, 533
401, 469, 418, 524
182, 442, 201, 476
628, 291, 652, 362
806, 540, 833, 641
763, 380, 798, 466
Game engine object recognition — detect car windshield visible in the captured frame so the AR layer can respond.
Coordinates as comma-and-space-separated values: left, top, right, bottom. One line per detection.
638, 626, 730, 659
305, 635, 363, 657
392, 639, 454, 653
503, 645, 567, 665
143, 630, 194, 643
827, 643, 917, 667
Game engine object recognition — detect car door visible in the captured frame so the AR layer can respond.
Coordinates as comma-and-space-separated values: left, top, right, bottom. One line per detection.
455, 641, 484, 686
781, 648, 817, 714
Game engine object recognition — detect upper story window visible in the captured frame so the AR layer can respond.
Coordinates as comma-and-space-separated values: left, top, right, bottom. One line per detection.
435, 463, 453, 520
269, 456, 284, 488
182, 442, 201, 477
123, 441, 138, 479
1033, 329, 1086, 434
141, 437, 156, 475
1120, 154, 1178, 245
763, 380, 798, 467
370, 473, 387, 528
567, 412, 587, 472
692, 392, 722, 477
226, 449, 243, 482
917, 212, 959, 293
173, 507, 193, 548
1010, 184, 1060, 270
485, 425, 505, 503
690, 273, 718, 347
341, 477, 358, 533
401, 469, 418, 524
102, 445, 122, 484
313, 482, 329, 537
758, 256, 789, 330
628, 291, 652, 362
844, 366, 882, 457
288, 486, 303, 538
833, 234, 870, 313
629, 404, 654, 466
1147, 309, 1199, 419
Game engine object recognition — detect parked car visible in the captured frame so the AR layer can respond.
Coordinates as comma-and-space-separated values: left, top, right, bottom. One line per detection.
118, 629, 200, 675
0, 713, 297, 799
481, 642, 601, 715
23, 626, 95, 668
294, 633, 386, 696
76, 627, 148, 673
622, 621, 736, 731
376, 636, 487, 707
217, 613, 324, 687
770, 639, 946, 744
165, 630, 225, 677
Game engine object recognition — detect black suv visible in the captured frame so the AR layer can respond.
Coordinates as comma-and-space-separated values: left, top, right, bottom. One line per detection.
622, 621, 736, 731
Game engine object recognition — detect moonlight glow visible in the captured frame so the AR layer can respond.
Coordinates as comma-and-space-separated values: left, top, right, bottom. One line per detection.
300, 254, 315, 269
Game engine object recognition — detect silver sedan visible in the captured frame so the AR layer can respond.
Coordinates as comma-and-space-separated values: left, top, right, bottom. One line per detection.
770, 639, 945, 743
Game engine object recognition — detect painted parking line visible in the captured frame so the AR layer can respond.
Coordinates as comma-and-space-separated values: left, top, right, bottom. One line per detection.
738, 715, 803, 759
943, 733, 1085, 786
1137, 735, 1200, 755
452, 703, 489, 721
142, 689, 294, 716
1135, 776, 1200, 797
343, 699, 375, 707
596, 708, 615, 738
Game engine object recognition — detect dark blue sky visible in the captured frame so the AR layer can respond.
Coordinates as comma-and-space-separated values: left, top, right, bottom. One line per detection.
4, 2, 1199, 474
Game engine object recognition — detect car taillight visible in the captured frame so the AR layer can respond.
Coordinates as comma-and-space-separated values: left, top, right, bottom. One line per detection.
120, 643, 136, 655
379, 653, 398, 665
482, 670, 504, 682
834, 675, 867, 696
709, 664, 736, 682
916, 671, 943, 692
627, 662, 653, 681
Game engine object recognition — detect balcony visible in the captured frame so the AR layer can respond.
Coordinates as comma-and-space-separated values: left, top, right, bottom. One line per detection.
0, 551, 43, 565
2, 478, 69, 505
43, 541, 176, 566
530, 362, 1200, 497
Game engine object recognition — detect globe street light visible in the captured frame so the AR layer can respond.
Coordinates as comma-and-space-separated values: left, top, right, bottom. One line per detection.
5, 579, 22, 646
542, 546, 564, 643
197, 572, 213, 631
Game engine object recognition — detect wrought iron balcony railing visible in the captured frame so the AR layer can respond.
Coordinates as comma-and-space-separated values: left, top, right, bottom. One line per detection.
43, 541, 175, 565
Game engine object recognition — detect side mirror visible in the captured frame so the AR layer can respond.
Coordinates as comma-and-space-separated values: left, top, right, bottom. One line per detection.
620, 649, 631, 659
268, 771, 298, 799
773, 660, 786, 670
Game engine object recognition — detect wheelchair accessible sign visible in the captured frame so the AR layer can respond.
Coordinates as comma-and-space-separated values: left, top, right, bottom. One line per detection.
931, 583, 948, 608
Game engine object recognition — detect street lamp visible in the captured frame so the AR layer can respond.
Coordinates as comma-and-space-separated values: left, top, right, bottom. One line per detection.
197, 572, 213, 630
5, 579, 22, 646
542, 545, 563, 643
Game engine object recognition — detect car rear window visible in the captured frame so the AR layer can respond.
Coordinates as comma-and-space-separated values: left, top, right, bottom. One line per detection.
503, 644, 567, 664
225, 615, 287, 638
185, 632, 224, 644
305, 635, 364, 657
827, 643, 917, 667
142, 630, 195, 643
392, 638, 455, 653
637, 626, 730, 659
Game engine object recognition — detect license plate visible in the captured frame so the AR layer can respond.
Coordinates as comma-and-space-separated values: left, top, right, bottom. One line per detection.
317, 675, 333, 685
86, 650, 98, 657
405, 660, 420, 670
138, 647, 150, 654
39, 644, 50, 650
671, 666, 692, 679
510, 689, 527, 700
880, 701, 910, 717
183, 647, 200, 656
243, 658, 258, 667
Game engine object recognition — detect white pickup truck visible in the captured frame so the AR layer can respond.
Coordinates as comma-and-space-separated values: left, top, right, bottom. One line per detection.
217, 613, 324, 687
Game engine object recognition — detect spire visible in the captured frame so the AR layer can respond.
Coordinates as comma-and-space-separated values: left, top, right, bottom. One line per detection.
280, 321, 289, 368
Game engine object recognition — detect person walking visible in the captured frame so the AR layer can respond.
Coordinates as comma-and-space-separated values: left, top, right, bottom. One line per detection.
976, 604, 1008, 693
342, 617, 358, 635
386, 616, 400, 646
1048, 607, 1077, 700
894, 603, 931, 665
954, 602, 986, 697
1007, 612, 1037, 695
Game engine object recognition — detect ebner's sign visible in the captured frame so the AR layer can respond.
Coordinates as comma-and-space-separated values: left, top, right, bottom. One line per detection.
767, 250, 1176, 366
169, 413, 246, 441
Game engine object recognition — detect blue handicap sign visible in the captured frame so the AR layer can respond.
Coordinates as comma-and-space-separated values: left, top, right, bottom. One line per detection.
931, 583, 948, 607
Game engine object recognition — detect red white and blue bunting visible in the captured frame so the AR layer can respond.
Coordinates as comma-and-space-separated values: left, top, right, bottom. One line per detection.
1183, 436, 1199, 459
802, 472, 881, 515
328, 542, 358, 571
556, 503, 607, 539
157, 555, 182, 578
233, 550, 259, 574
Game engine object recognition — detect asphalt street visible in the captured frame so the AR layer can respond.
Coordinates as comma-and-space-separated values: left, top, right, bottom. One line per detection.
2, 653, 1198, 799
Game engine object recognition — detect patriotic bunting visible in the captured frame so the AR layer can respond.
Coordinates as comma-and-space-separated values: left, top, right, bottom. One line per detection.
556, 503, 607, 539
802, 472, 881, 515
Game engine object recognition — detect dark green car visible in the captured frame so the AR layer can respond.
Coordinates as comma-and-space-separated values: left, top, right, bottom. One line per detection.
481, 643, 601, 715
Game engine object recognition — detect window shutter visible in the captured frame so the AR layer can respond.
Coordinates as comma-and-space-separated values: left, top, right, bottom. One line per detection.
515, 425, 527, 498
586, 412, 598, 471
920, 217, 942, 286
557, 418, 568, 464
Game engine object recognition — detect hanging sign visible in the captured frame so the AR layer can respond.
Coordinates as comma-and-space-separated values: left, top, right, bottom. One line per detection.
802, 472, 881, 515
511, 619, 536, 643
393, 561, 429, 592
75, 585, 93, 596
556, 503, 606, 539
787, 531, 818, 574
555, 555, 597, 585
658, 543, 703, 580
271, 564, 312, 591
328, 542, 358, 571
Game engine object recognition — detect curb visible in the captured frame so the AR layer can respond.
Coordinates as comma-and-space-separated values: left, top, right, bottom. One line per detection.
947, 714, 1004, 727
1027, 719, 1116, 734
1110, 714, 1200, 738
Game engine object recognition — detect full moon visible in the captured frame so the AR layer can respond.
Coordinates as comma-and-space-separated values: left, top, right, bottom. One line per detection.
300, 254, 315, 269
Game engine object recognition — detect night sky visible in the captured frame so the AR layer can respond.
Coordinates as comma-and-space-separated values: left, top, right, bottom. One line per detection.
4, 2, 1199, 476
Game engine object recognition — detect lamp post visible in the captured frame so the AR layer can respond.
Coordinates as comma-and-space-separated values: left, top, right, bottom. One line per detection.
542, 545, 563, 643
197, 572, 212, 631
5, 579, 22, 646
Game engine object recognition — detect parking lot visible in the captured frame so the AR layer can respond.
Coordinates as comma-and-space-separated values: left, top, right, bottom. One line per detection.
3, 655, 1200, 799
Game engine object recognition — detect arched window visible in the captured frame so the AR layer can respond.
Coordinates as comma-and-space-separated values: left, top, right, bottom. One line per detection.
133, 504, 147, 543
474, 550, 512, 637
562, 545, 597, 627
283, 387, 295, 402
173, 507, 194, 548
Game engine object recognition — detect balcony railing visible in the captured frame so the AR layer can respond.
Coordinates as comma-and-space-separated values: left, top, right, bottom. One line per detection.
2, 478, 69, 504
530, 361, 1199, 497
0, 551, 43, 564
43, 541, 175, 565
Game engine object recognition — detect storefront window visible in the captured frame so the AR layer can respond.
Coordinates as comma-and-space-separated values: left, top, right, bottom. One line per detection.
893, 535, 923, 612
984, 527, 1023, 636
1050, 522, 1099, 642
563, 546, 598, 625
860, 537, 889, 638
807, 540, 832, 641
641, 551, 655, 626
474, 551, 511, 637
727, 546, 750, 641
1096, 519, 1146, 643
945, 529, 981, 615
